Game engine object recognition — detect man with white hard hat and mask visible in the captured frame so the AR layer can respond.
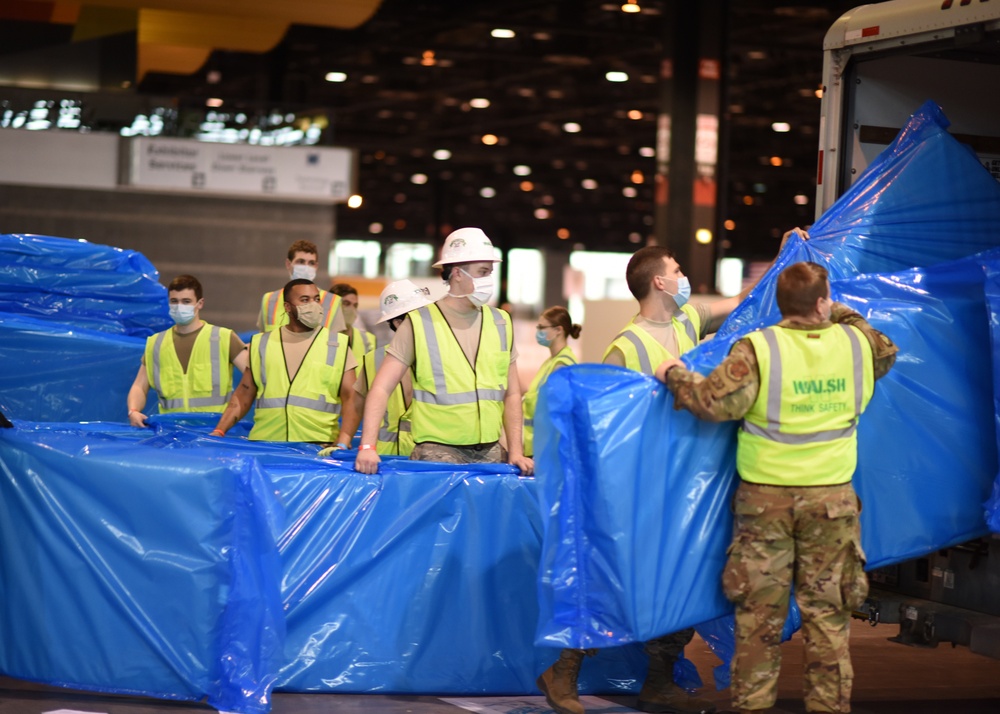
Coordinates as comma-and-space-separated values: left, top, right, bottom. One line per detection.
346, 279, 433, 457
353, 227, 533, 474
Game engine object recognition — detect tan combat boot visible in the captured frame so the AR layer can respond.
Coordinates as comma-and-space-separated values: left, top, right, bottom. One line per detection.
536, 648, 586, 714
636, 653, 716, 714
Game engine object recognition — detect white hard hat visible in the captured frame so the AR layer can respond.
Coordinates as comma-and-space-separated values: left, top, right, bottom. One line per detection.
377, 279, 434, 323
431, 227, 502, 267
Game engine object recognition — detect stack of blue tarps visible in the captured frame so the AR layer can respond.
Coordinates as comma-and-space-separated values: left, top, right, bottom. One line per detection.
0, 422, 285, 714
0, 418, 654, 711
533, 101, 1000, 655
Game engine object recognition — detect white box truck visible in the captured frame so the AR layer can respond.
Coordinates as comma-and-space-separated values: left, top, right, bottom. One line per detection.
816, 0, 1000, 658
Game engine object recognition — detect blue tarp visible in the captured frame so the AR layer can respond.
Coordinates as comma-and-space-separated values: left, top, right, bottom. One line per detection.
533, 101, 1000, 649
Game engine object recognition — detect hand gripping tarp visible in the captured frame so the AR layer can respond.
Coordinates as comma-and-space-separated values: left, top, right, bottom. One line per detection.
0, 233, 172, 338
533, 101, 1000, 649
0, 422, 285, 713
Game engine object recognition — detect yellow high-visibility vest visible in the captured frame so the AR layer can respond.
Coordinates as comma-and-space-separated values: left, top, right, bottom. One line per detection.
364, 346, 414, 456
248, 327, 349, 442
259, 289, 342, 332
144, 323, 233, 413
522, 346, 577, 457
350, 325, 376, 367
737, 324, 875, 486
603, 304, 702, 374
409, 303, 511, 445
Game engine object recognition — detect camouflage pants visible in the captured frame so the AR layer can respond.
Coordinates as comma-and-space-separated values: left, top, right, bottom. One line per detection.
723, 481, 867, 713
410, 441, 505, 464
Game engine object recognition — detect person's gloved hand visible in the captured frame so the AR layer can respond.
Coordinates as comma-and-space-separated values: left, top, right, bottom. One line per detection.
317, 443, 348, 458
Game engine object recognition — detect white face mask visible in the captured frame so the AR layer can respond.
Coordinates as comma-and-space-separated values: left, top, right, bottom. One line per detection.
293, 302, 324, 329
169, 304, 197, 326
343, 305, 358, 326
290, 263, 317, 282
455, 267, 494, 307
660, 275, 692, 309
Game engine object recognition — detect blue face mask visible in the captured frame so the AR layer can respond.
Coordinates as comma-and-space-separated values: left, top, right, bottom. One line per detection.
169, 304, 197, 325
661, 275, 692, 309
536, 329, 553, 347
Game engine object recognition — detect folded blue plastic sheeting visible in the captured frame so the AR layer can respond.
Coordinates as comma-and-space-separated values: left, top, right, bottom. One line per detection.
0, 423, 285, 714
0, 313, 149, 422
0, 234, 172, 338
983, 263, 1000, 533
0, 419, 659, 705
533, 101, 1000, 650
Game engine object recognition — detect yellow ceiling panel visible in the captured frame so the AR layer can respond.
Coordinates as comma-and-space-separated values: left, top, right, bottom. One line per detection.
138, 9, 286, 52
138, 43, 211, 79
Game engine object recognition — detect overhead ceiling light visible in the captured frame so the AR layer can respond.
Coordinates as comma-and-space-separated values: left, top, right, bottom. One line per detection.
627, 109, 643, 120
562, 122, 581, 133
630, 170, 644, 184
771, 122, 791, 133
491, 28, 515, 39
369, 222, 383, 234
724, 219, 736, 230
513, 165, 531, 176
695, 229, 713, 245
469, 98, 490, 109
621, 0, 641, 13
794, 194, 809, 205
534, 208, 551, 219
520, 181, 534, 191
629, 232, 643, 243
623, 187, 638, 198
480, 187, 496, 198
481, 134, 499, 145
557, 228, 570, 240
411, 173, 428, 184
815, 87, 824, 98
325, 72, 347, 83
747, 50, 767, 60
638, 146, 655, 157
347, 195, 363, 208
769, 156, 783, 166
420, 50, 437, 67
581, 179, 598, 190
606, 71, 629, 82
433, 149, 452, 160
206, 98, 223, 107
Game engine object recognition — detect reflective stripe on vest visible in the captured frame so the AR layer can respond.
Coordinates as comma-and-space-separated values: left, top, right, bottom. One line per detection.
605, 305, 700, 375
741, 325, 864, 445
254, 330, 343, 414
411, 307, 508, 406
150, 325, 229, 411
410, 303, 509, 445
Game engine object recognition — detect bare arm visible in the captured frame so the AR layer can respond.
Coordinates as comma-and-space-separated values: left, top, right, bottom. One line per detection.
504, 367, 534, 475
337, 368, 360, 448
212, 368, 257, 435
127, 363, 151, 427
232, 346, 249, 374
354, 354, 408, 474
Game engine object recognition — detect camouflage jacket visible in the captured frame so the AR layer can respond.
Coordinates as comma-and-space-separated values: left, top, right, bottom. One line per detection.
665, 302, 898, 422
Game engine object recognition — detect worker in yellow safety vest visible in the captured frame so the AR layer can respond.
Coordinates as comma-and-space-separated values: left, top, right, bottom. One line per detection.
521, 305, 581, 458
330, 282, 376, 366
659, 261, 898, 714
352, 227, 533, 474
127, 274, 248, 426
213, 279, 360, 444
342, 279, 434, 457
258, 239, 344, 333
539, 230, 805, 714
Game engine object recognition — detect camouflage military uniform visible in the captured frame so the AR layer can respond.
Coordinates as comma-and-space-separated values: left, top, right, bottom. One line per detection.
410, 441, 505, 464
666, 303, 897, 713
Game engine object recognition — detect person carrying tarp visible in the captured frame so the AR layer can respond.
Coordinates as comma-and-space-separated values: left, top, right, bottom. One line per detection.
330, 282, 376, 367
657, 261, 897, 714
212, 279, 360, 445
522, 306, 581, 458
127, 274, 247, 426
538, 231, 797, 714
352, 227, 533, 474
257, 239, 345, 333
341, 279, 433, 457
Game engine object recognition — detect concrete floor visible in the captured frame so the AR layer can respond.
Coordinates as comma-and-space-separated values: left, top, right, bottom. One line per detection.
2, 620, 999, 713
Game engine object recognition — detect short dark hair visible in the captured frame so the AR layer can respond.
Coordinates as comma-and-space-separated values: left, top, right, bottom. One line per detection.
541, 306, 582, 340
776, 262, 829, 318
167, 274, 202, 300
283, 278, 315, 303
329, 282, 358, 298
287, 240, 318, 260
625, 246, 675, 301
